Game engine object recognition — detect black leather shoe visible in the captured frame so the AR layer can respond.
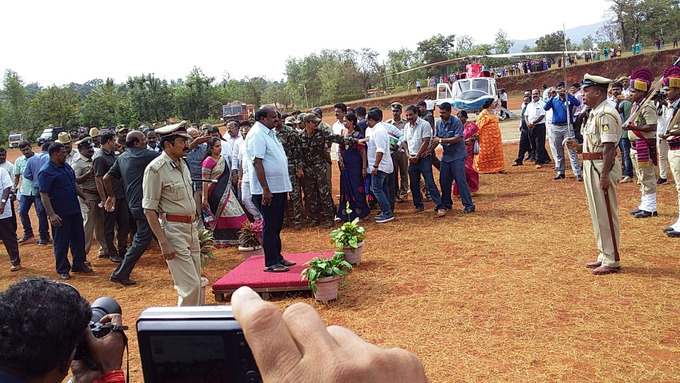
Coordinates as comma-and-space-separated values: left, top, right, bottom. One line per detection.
110, 275, 137, 286
59, 273, 71, 280
576, 175, 583, 182
629, 209, 642, 215
462, 206, 476, 214
18, 234, 34, 243
657, 178, 668, 185
109, 255, 124, 263
512, 161, 523, 166
634, 210, 658, 218
553, 173, 565, 180
662, 227, 675, 232
72, 265, 93, 273
667, 230, 680, 237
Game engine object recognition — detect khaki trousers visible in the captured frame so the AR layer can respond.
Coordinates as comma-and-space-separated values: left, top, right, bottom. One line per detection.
583, 157, 621, 268
162, 220, 201, 306
193, 189, 204, 230
669, 150, 680, 228
630, 150, 657, 195
80, 196, 107, 257
657, 137, 669, 179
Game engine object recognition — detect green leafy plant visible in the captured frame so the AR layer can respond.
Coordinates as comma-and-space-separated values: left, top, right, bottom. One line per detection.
330, 204, 366, 252
301, 251, 353, 293
198, 228, 217, 270
238, 220, 262, 248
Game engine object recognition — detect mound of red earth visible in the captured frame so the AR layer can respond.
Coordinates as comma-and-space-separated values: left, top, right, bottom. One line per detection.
497, 48, 680, 92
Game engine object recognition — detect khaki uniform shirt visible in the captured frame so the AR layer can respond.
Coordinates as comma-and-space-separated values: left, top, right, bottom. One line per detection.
585, 100, 622, 153
628, 102, 657, 141
385, 118, 408, 130
71, 154, 97, 192
142, 151, 196, 216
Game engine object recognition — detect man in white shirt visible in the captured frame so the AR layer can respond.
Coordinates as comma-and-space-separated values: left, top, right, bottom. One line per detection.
424, 96, 435, 117
365, 108, 394, 223
222, 121, 242, 169
246, 106, 294, 272
385, 102, 409, 202
332, 103, 347, 162
524, 90, 549, 170
0, 166, 20, 271
402, 105, 445, 216
498, 88, 509, 119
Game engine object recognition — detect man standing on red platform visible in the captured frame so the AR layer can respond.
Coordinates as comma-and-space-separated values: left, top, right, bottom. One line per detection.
246, 105, 296, 273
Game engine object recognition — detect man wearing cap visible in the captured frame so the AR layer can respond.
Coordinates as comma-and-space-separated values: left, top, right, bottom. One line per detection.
56, 132, 74, 165
38, 142, 93, 280
105, 131, 162, 285
300, 113, 362, 228
658, 65, 680, 237
115, 125, 128, 141
624, 67, 658, 218
90, 127, 101, 150
386, 102, 409, 202
72, 136, 108, 261
246, 106, 295, 273
143, 121, 202, 305
94, 132, 128, 263
567, 74, 622, 275
276, 115, 303, 229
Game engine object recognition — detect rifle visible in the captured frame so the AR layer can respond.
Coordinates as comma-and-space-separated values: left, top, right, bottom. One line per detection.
623, 55, 680, 127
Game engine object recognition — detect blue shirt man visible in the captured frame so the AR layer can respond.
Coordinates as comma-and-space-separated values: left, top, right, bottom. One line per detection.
38, 142, 90, 279
544, 84, 581, 124
22, 144, 51, 244
434, 103, 475, 213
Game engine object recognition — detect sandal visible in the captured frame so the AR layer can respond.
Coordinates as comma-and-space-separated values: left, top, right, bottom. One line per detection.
263, 264, 290, 273
280, 259, 296, 267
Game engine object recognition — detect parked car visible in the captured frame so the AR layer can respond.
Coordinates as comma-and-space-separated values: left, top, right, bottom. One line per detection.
8, 134, 23, 148
37, 126, 65, 146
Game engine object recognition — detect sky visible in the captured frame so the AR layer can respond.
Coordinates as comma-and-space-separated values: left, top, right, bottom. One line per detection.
1, 0, 610, 87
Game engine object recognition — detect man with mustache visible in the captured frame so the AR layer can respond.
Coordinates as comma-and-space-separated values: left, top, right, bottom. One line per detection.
142, 121, 202, 305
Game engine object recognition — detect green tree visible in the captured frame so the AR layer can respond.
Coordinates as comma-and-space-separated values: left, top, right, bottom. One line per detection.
1, 70, 31, 136
174, 67, 215, 122
81, 78, 123, 127
494, 29, 514, 54
416, 34, 456, 64
31, 85, 81, 129
456, 35, 476, 56
126, 74, 174, 124
535, 31, 571, 54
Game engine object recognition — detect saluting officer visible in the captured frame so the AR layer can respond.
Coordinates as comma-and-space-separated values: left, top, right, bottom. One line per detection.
567, 74, 622, 275
142, 121, 201, 306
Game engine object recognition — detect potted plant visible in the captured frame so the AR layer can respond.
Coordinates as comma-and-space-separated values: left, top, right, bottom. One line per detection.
238, 220, 264, 260
329, 203, 366, 265
197, 228, 216, 305
301, 251, 353, 304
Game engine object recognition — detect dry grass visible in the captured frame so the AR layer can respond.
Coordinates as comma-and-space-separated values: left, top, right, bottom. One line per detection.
1, 144, 679, 382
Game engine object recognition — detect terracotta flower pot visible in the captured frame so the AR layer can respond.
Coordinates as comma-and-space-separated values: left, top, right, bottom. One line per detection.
342, 241, 364, 266
238, 245, 264, 260
199, 276, 210, 306
314, 276, 340, 304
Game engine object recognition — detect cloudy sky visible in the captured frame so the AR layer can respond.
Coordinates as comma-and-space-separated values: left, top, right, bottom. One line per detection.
1, 0, 610, 87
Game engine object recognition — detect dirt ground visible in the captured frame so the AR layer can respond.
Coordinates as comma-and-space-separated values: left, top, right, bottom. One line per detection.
1, 142, 679, 382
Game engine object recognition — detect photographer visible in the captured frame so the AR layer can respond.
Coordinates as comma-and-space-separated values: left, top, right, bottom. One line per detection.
0, 277, 126, 383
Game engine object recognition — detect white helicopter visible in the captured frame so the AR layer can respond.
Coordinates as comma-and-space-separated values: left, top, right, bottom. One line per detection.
384, 50, 592, 117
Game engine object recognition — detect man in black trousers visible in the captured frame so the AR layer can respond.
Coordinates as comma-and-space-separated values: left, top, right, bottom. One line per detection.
104, 131, 159, 285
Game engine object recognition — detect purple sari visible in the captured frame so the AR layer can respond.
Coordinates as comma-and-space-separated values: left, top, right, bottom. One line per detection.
337, 131, 370, 221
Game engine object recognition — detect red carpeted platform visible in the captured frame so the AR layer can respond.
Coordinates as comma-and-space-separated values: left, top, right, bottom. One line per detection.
212, 252, 333, 302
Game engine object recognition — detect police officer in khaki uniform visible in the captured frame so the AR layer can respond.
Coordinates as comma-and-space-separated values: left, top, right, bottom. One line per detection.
624, 67, 658, 218
567, 74, 622, 275
658, 64, 680, 237
142, 121, 201, 306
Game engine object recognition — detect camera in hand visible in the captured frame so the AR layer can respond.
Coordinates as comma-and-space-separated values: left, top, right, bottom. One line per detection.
137, 306, 261, 383
74, 297, 124, 361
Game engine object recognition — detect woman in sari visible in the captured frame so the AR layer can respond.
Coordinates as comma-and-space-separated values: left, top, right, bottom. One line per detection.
337, 113, 370, 221
202, 137, 248, 247
454, 110, 480, 195
474, 98, 507, 174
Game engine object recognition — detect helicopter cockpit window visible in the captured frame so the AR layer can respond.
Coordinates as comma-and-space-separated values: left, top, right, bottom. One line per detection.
472, 78, 490, 92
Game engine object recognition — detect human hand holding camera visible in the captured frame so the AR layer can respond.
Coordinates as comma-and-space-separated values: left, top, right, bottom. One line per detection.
70, 313, 126, 383
232, 286, 427, 383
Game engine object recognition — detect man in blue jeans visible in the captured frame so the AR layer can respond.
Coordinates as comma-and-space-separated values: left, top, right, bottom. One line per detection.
402, 104, 446, 216
433, 103, 475, 213
366, 109, 394, 223
22, 142, 51, 245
